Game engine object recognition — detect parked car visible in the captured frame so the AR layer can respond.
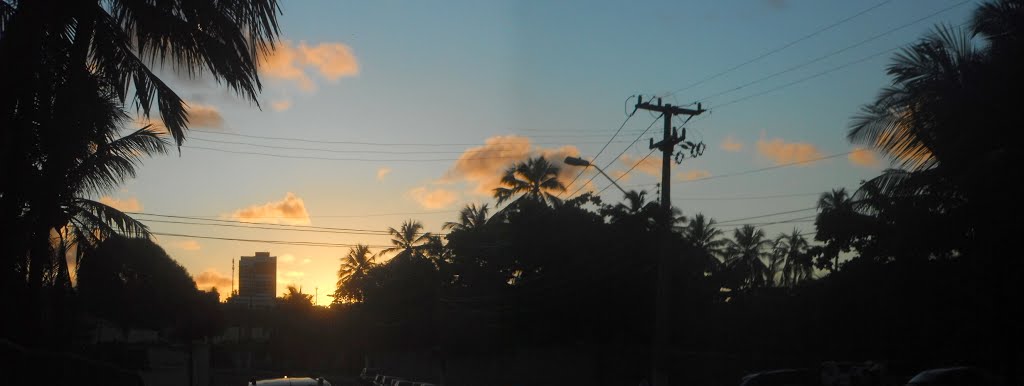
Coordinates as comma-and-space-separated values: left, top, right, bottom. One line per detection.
905, 367, 1002, 386
249, 376, 331, 386
740, 368, 817, 386
360, 368, 384, 383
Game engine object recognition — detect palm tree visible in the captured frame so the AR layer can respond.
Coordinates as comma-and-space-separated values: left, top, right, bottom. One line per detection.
19, 79, 167, 290
383, 220, 433, 261
493, 156, 566, 206
815, 188, 861, 272
443, 204, 490, 232
1, 0, 280, 291
281, 285, 313, 307
682, 213, 727, 271
0, 0, 280, 146
724, 225, 772, 289
335, 244, 375, 302
775, 229, 812, 287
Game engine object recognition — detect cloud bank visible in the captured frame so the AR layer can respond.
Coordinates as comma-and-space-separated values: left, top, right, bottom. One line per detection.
260, 40, 359, 92
756, 135, 823, 165
229, 192, 311, 225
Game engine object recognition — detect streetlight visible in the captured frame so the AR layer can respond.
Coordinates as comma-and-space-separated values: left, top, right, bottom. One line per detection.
564, 156, 627, 195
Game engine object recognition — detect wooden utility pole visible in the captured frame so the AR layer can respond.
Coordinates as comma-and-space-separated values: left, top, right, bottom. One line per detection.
635, 96, 705, 386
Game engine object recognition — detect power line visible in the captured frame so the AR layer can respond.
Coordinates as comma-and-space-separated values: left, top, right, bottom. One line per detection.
151, 232, 392, 249
673, 192, 823, 201
712, 47, 899, 109
717, 215, 818, 229
596, 148, 658, 197
694, 0, 971, 104
715, 207, 817, 225
627, 149, 866, 188
188, 137, 482, 155
566, 114, 662, 198
561, 97, 638, 196
139, 219, 397, 236
664, 0, 895, 98
181, 145, 535, 162
129, 212, 401, 234
683, 150, 864, 183
137, 210, 459, 219
189, 129, 634, 147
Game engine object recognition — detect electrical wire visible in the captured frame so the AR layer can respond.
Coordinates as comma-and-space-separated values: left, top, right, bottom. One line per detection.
566, 114, 662, 198
181, 145, 536, 162
128, 212, 408, 234
673, 192, 823, 201
693, 0, 971, 104
151, 232, 392, 248
138, 219, 397, 236
664, 0, 895, 98
595, 148, 657, 197
715, 207, 817, 224
626, 149, 867, 188
189, 129, 634, 147
560, 96, 638, 196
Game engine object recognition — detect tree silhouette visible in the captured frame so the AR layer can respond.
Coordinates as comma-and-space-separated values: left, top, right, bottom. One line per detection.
813, 188, 860, 272
0, 0, 281, 145
682, 213, 727, 271
443, 203, 491, 232
334, 244, 376, 303
493, 156, 566, 207
774, 229, 812, 287
724, 225, 771, 289
382, 220, 432, 261
77, 236, 216, 335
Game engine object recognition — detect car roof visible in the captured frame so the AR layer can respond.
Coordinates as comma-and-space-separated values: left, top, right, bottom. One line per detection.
908, 367, 995, 385
254, 377, 329, 386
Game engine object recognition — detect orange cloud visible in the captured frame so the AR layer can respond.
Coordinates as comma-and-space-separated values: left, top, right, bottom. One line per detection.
279, 254, 296, 264
194, 269, 232, 300
186, 103, 224, 129
756, 135, 824, 165
720, 135, 744, 152
848, 147, 881, 167
174, 240, 201, 251
618, 154, 662, 177
377, 167, 392, 181
229, 192, 311, 225
134, 102, 224, 131
408, 187, 459, 209
439, 135, 580, 196
260, 40, 358, 92
676, 170, 712, 181
99, 196, 142, 212
271, 99, 292, 112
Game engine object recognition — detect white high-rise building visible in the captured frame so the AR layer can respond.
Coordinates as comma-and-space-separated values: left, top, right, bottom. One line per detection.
230, 252, 277, 309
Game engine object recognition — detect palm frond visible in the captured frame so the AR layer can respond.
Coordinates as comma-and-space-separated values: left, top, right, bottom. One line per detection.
0, 1, 14, 36
71, 125, 169, 197
69, 197, 150, 241
88, 6, 188, 144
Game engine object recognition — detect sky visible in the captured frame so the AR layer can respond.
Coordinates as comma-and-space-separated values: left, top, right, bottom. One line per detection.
94, 0, 977, 305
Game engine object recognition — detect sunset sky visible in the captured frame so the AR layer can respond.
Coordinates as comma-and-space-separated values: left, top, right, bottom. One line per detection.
94, 0, 975, 305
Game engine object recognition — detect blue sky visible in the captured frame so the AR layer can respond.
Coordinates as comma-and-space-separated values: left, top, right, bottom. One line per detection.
99, 0, 977, 305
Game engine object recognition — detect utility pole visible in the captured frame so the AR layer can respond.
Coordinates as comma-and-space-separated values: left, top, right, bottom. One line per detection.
635, 95, 705, 386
